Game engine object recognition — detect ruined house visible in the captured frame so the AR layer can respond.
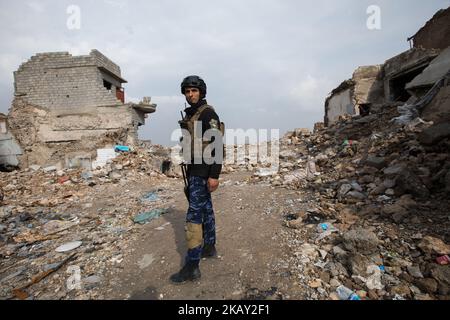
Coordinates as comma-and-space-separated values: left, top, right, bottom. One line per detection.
383, 47, 440, 103
7, 49, 156, 168
324, 65, 384, 126
408, 7, 450, 51
325, 6, 450, 126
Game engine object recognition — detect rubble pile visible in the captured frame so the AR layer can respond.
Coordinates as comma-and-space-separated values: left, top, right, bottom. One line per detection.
253, 100, 450, 300
0, 145, 177, 300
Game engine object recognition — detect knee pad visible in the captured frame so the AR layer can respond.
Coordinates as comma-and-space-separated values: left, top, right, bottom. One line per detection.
186, 223, 203, 249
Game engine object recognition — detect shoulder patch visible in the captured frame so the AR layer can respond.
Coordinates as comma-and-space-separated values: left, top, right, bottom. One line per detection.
209, 119, 219, 129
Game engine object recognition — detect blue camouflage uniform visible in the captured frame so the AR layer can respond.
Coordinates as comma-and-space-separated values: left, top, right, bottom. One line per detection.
185, 175, 216, 264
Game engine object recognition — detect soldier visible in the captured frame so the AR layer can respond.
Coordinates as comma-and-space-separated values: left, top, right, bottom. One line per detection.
170, 75, 224, 284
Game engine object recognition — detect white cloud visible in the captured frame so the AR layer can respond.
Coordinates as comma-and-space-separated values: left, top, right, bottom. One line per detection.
27, 1, 45, 13
103, 0, 127, 9
289, 75, 333, 111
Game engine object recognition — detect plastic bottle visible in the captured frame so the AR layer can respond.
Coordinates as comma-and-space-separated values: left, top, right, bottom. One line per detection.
336, 285, 361, 300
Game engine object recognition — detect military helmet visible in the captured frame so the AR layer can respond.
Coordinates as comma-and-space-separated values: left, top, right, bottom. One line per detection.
181, 75, 207, 95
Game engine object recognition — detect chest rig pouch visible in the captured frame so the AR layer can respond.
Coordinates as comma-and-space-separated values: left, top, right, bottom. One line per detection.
179, 105, 225, 164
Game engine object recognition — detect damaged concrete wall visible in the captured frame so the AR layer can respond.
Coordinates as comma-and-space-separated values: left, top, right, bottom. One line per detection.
325, 86, 353, 126
383, 48, 441, 102
406, 47, 450, 98
0, 114, 22, 168
412, 7, 450, 50
14, 51, 123, 108
8, 97, 144, 168
325, 65, 383, 126
421, 82, 450, 124
352, 65, 384, 106
8, 50, 156, 168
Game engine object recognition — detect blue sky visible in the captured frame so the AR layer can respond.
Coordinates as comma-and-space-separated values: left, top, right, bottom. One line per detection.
0, 0, 448, 145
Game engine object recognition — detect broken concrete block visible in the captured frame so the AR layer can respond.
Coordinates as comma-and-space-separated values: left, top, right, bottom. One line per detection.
383, 164, 406, 176
418, 122, 450, 145
395, 169, 430, 198
342, 228, 380, 255
365, 156, 387, 169
43, 166, 57, 173
346, 191, 366, 200
418, 236, 450, 255
28, 165, 41, 171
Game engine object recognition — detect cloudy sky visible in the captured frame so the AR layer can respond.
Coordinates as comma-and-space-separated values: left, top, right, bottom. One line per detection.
0, 0, 448, 146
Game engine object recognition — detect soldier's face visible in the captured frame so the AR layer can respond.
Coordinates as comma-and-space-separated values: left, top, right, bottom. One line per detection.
184, 87, 200, 104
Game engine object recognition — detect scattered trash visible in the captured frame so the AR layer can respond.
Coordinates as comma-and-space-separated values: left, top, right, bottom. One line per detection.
318, 223, 332, 232
43, 166, 58, 173
0, 143, 180, 299
141, 191, 159, 202
81, 171, 94, 180
303, 211, 327, 224
336, 285, 361, 300
379, 265, 386, 272
115, 145, 131, 152
55, 241, 83, 253
155, 222, 171, 231
436, 255, 450, 265
316, 223, 339, 241
57, 176, 70, 184
92, 148, 117, 169
42, 220, 75, 235
370, 133, 382, 141
254, 167, 279, 177
392, 104, 418, 126
29, 165, 41, 171
364, 265, 384, 290
406, 117, 433, 132
12, 253, 77, 300
342, 139, 354, 147
0, 268, 25, 284
13, 220, 76, 244
133, 208, 168, 225
284, 214, 299, 222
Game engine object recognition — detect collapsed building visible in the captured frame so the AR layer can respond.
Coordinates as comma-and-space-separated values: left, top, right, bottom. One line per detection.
324, 66, 384, 126
5, 49, 156, 169
325, 6, 450, 126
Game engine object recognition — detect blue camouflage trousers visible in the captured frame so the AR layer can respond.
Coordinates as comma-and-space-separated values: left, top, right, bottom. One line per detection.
185, 176, 216, 264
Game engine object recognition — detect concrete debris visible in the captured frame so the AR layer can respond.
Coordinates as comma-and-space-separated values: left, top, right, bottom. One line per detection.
248, 21, 450, 299
418, 236, 450, 256
0, 143, 178, 300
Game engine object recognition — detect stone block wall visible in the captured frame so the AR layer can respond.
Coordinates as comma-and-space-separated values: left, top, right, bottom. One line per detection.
13, 50, 123, 110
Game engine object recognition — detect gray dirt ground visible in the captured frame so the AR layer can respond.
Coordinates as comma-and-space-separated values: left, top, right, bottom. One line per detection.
104, 171, 306, 300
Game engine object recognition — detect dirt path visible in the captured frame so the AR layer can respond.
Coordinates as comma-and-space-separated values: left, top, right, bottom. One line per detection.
105, 172, 306, 300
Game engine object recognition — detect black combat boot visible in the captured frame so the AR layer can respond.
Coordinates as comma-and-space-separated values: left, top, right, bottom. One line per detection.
201, 244, 217, 258
170, 261, 201, 284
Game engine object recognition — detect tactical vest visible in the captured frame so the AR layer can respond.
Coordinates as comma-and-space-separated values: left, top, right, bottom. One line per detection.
179, 104, 225, 162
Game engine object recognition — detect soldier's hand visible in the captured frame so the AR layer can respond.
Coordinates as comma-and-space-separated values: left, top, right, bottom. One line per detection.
207, 178, 219, 193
